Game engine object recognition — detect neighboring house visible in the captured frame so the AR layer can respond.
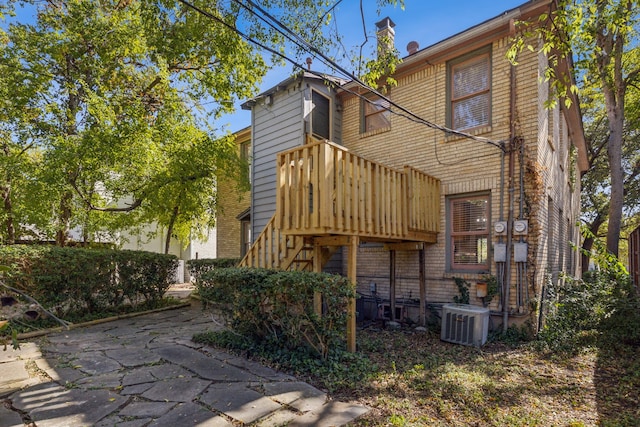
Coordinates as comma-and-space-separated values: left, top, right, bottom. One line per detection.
119, 224, 216, 282
234, 0, 588, 347
216, 126, 252, 259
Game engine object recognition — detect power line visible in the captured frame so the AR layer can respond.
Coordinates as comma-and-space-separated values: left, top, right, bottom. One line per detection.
237, 0, 505, 150
177, 0, 506, 152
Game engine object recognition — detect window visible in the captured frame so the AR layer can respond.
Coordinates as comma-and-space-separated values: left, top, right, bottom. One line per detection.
311, 91, 330, 140
449, 49, 491, 131
240, 140, 251, 184
362, 95, 391, 132
448, 194, 489, 271
241, 219, 251, 257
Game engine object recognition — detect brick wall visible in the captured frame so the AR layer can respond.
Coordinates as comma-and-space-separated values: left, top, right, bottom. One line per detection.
216, 129, 251, 259
338, 33, 581, 325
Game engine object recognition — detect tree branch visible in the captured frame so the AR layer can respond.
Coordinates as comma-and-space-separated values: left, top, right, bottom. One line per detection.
1, 281, 71, 329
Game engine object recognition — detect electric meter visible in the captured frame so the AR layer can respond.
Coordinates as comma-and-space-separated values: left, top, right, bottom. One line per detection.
513, 220, 529, 236
494, 221, 507, 235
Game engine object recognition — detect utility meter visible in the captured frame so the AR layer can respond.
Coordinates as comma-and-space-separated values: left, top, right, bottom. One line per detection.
513, 220, 529, 236
494, 221, 507, 236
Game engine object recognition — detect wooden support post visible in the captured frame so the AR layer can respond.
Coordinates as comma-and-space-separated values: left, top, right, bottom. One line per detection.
419, 248, 426, 326
390, 250, 396, 321
313, 241, 323, 316
347, 235, 358, 353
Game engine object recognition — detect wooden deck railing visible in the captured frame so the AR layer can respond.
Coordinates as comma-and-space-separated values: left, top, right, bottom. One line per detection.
238, 215, 312, 270
276, 141, 440, 242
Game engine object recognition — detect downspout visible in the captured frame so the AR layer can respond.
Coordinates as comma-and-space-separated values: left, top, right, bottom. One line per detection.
503, 39, 518, 332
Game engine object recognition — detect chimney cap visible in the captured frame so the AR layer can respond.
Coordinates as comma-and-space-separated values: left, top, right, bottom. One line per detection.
407, 41, 419, 55
375, 17, 396, 31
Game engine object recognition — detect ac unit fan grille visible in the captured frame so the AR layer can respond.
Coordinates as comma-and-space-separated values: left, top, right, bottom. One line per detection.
443, 312, 476, 345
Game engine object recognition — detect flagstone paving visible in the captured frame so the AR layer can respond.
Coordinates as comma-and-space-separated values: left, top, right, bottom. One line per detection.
0, 298, 368, 427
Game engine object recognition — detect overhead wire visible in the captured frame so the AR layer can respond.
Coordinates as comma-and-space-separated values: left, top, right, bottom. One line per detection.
237, 0, 506, 150
177, 0, 506, 152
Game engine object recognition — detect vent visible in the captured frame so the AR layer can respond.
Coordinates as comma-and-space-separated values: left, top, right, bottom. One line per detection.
378, 304, 407, 321
441, 303, 489, 347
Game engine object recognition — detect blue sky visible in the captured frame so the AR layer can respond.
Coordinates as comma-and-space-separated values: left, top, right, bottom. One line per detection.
222, 0, 526, 132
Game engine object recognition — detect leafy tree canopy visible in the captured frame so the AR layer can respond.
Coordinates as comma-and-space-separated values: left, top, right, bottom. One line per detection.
508, 0, 640, 258
0, 0, 401, 250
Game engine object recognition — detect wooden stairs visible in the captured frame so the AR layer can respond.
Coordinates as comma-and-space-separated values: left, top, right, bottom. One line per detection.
238, 215, 338, 271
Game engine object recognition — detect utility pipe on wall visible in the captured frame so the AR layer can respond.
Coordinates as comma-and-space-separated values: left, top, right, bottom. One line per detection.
504, 27, 519, 331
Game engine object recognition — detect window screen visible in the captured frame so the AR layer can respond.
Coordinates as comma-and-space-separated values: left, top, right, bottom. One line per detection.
449, 195, 489, 270
311, 91, 330, 140
450, 53, 490, 131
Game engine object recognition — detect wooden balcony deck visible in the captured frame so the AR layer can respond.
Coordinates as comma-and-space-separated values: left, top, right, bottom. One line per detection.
239, 140, 440, 352
276, 140, 440, 242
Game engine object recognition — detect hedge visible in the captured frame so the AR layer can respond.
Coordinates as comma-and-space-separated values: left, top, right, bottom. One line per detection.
187, 258, 239, 285
196, 267, 356, 359
0, 245, 178, 315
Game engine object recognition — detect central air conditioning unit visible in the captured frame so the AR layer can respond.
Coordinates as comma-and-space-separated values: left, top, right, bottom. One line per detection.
441, 304, 490, 347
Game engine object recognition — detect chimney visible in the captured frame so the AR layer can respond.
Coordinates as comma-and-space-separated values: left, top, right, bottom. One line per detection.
375, 17, 396, 57
407, 41, 419, 55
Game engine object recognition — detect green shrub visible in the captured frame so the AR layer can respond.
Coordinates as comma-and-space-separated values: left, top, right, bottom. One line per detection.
0, 245, 178, 315
115, 250, 179, 307
538, 269, 639, 352
187, 258, 239, 285
196, 267, 356, 359
535, 226, 640, 352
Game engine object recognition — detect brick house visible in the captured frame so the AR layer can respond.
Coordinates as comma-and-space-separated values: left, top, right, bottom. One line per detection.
233, 0, 587, 347
216, 126, 252, 260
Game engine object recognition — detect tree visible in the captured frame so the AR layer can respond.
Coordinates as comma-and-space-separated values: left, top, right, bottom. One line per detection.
0, 0, 402, 249
580, 77, 640, 271
508, 0, 640, 258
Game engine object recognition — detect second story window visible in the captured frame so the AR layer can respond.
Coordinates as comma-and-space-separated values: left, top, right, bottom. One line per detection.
240, 140, 251, 185
311, 90, 330, 140
362, 95, 391, 133
449, 49, 491, 131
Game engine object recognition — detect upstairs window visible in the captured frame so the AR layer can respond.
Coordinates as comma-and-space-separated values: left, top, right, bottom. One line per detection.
240, 140, 251, 185
449, 49, 491, 131
448, 194, 489, 271
311, 90, 330, 140
362, 95, 391, 133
